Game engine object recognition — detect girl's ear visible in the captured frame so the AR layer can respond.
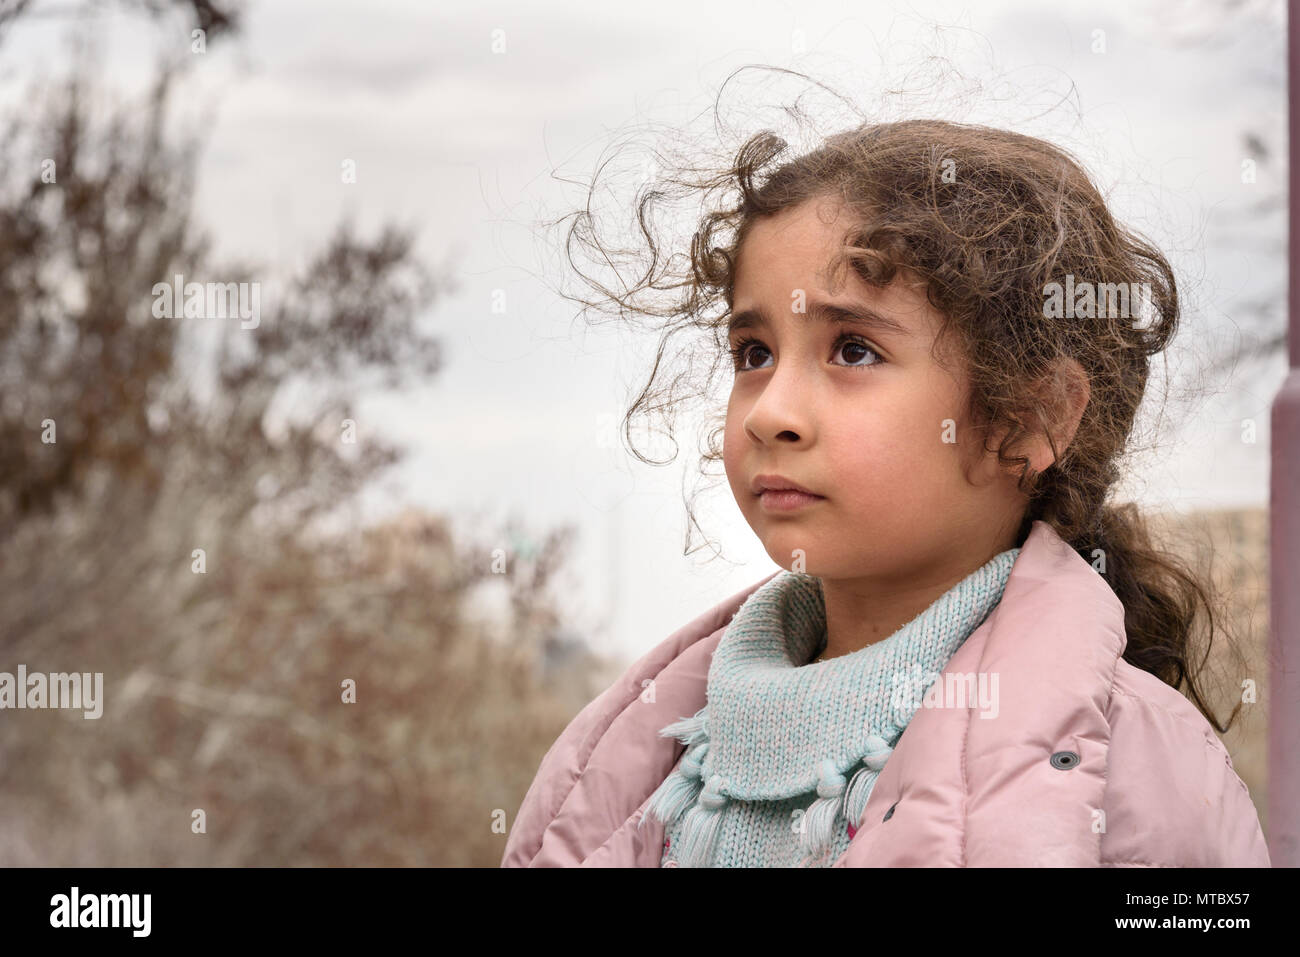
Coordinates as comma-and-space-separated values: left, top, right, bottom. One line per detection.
1014, 356, 1091, 475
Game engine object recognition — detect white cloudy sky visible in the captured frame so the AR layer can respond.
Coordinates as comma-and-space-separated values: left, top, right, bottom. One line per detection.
2, 0, 1288, 661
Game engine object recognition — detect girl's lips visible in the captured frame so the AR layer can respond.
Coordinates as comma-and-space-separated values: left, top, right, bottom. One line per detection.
758, 489, 825, 512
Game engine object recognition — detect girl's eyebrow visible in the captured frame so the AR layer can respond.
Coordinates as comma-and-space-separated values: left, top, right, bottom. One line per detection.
727, 300, 914, 340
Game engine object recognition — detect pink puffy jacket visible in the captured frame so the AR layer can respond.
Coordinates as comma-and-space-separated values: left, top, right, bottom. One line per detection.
501, 520, 1271, 867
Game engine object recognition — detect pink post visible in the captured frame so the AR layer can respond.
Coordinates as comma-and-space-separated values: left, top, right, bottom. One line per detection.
1268, 0, 1300, 868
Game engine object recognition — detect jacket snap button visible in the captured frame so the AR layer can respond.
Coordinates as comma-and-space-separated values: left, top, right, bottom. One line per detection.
883, 801, 897, 821
1050, 750, 1080, 770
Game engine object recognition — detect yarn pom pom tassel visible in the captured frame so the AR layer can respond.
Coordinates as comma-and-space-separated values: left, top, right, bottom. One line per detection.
641, 741, 709, 829
674, 773, 729, 867
798, 758, 847, 863
656, 705, 709, 747
843, 765, 878, 831
844, 735, 893, 830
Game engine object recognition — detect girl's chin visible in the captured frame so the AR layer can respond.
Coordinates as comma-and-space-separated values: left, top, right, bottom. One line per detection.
758, 539, 831, 573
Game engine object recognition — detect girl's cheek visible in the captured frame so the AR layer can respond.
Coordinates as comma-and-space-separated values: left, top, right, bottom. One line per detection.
722, 426, 745, 489
722, 420, 738, 462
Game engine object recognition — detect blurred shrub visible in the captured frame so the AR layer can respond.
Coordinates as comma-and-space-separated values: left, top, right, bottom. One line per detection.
0, 50, 609, 866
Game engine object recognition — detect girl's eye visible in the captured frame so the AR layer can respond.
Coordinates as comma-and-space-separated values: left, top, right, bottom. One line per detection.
727, 335, 769, 371
833, 337, 883, 368
727, 334, 883, 371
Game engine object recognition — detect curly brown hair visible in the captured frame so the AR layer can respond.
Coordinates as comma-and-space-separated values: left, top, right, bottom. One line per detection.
551, 79, 1246, 734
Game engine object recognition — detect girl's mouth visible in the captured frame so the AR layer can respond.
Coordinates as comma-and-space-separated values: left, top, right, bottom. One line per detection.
758, 489, 825, 512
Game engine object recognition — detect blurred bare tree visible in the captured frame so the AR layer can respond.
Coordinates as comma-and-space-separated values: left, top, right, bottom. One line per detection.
0, 3, 609, 865
0, 0, 241, 47
1143, 0, 1287, 378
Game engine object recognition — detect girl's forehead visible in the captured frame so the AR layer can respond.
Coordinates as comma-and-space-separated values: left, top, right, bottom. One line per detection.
731, 203, 945, 340
731, 265, 938, 337
735, 207, 903, 292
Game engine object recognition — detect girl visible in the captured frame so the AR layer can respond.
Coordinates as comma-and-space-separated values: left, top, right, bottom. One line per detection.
500, 115, 1271, 867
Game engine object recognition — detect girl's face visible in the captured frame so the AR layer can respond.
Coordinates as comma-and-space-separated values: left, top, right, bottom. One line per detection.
722, 197, 1029, 584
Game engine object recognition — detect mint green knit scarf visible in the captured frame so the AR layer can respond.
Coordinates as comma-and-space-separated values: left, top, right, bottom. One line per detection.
642, 548, 1019, 867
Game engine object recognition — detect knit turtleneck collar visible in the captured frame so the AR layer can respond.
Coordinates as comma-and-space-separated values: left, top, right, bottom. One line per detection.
643, 547, 1020, 867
